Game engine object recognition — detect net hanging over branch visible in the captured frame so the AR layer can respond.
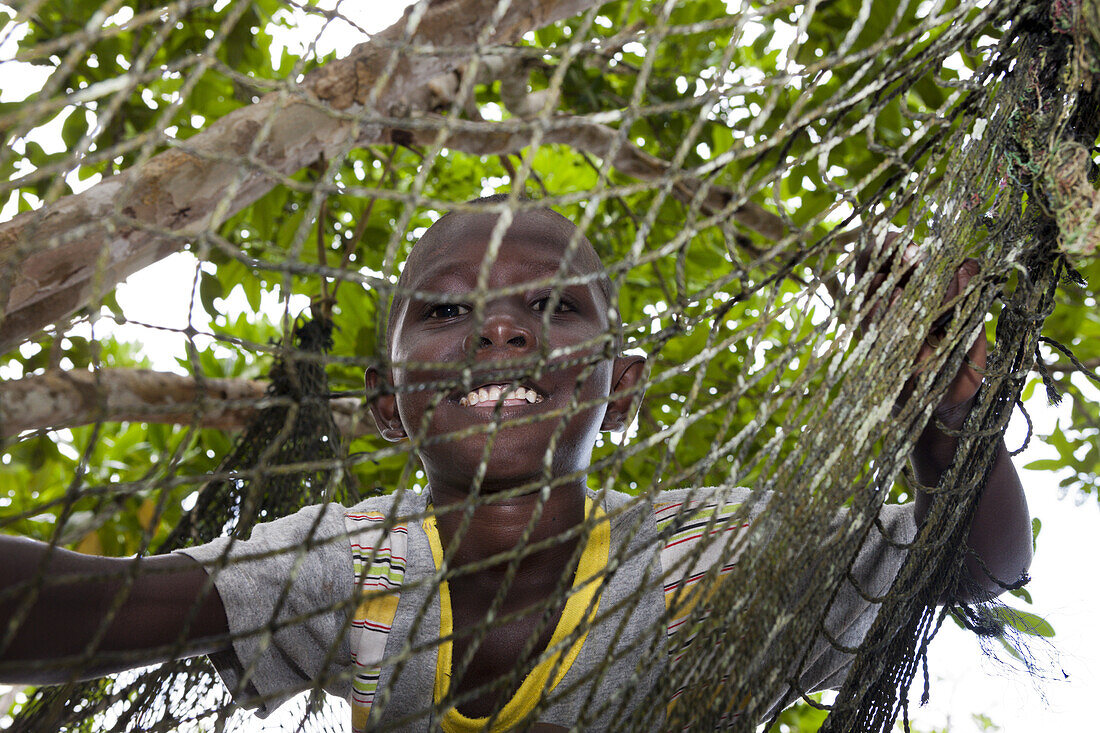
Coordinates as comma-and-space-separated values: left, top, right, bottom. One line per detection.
0, 0, 1097, 731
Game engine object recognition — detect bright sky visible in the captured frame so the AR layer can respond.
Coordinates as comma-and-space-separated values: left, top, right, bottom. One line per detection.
2, 2, 1099, 731
909, 395, 1100, 733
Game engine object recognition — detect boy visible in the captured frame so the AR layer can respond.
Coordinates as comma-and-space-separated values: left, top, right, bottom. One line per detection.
0, 200, 1032, 730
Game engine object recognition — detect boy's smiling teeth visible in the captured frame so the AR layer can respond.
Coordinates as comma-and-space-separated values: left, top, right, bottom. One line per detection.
459, 384, 543, 407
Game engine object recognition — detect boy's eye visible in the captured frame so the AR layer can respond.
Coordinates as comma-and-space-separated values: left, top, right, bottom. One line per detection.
426, 303, 470, 319
532, 296, 576, 314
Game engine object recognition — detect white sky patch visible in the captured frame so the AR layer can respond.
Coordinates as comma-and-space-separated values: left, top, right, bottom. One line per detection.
1, 5, 107, 221
0, 27, 51, 103
908, 381, 1100, 733
63, 252, 310, 375
269, 0, 411, 61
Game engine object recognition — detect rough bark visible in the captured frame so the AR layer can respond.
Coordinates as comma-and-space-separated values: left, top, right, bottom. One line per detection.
0, 368, 370, 439
0, 0, 603, 353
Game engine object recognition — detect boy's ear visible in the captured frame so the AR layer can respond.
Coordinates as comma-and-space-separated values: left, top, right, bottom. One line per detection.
365, 367, 407, 442
601, 355, 647, 432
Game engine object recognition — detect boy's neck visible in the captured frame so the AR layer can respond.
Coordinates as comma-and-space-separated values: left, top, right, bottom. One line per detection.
428, 481, 588, 569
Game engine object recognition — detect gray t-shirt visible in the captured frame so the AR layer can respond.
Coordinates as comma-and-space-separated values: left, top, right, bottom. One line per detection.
178, 486, 916, 729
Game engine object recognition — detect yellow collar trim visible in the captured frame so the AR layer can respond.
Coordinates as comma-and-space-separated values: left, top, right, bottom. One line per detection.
422, 497, 609, 733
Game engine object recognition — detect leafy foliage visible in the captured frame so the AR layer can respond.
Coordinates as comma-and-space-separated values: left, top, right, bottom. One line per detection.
1, 0, 1095, 727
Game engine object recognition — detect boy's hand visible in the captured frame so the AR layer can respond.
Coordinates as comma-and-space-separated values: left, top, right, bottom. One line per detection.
914, 258, 985, 428
858, 236, 1032, 601
856, 235, 985, 426
865, 246, 1031, 601
901, 256, 1031, 600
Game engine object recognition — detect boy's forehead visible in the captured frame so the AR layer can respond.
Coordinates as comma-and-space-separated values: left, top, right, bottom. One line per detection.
403, 210, 605, 285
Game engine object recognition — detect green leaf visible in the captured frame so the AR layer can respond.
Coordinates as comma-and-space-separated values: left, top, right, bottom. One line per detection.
61, 107, 89, 148
990, 607, 1055, 638
1023, 458, 1063, 471
199, 270, 224, 315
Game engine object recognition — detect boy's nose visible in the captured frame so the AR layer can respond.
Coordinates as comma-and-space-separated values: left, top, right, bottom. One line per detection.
467, 312, 536, 353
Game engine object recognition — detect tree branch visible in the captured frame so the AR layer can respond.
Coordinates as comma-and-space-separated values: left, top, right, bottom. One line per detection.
0, 369, 370, 439
0, 0, 604, 353
395, 115, 786, 240
426, 54, 786, 241
1038, 356, 1100, 375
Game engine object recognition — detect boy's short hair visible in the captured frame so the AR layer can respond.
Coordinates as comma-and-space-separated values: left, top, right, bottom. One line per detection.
384, 194, 615, 350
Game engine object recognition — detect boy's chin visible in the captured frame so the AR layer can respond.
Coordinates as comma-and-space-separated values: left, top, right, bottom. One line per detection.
421, 434, 592, 495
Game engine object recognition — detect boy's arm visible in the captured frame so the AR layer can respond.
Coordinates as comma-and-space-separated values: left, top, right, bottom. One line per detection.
912, 406, 1031, 602
0, 535, 229, 685
906, 260, 1032, 602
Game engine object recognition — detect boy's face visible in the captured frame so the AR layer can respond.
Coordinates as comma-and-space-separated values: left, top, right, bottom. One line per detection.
367, 210, 643, 495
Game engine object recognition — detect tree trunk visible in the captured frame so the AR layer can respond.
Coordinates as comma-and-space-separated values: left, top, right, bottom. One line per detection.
0, 368, 370, 438
0, 0, 604, 354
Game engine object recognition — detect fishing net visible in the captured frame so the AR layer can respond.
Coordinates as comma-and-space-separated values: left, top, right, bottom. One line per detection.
1, 0, 1097, 730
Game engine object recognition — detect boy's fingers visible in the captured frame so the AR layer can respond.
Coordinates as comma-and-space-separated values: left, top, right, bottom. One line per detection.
930, 259, 984, 353
854, 234, 911, 333
966, 310, 988, 370
954, 258, 979, 295
901, 241, 927, 267
941, 260, 969, 307
888, 284, 903, 311
890, 256, 989, 417
854, 231, 902, 280
935, 260, 987, 412
929, 258, 982, 335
